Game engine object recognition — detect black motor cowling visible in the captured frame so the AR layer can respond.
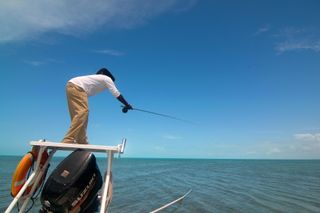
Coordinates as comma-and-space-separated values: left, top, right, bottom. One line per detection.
40, 149, 102, 213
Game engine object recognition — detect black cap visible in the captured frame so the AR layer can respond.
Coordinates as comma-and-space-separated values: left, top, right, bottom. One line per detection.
96, 67, 115, 81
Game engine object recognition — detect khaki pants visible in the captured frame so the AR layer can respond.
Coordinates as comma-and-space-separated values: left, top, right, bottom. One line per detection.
62, 82, 89, 144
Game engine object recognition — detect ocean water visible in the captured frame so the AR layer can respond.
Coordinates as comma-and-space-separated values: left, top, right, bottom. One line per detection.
1, 156, 319, 213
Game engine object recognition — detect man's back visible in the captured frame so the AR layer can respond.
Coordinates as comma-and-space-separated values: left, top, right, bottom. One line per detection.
69, 74, 120, 97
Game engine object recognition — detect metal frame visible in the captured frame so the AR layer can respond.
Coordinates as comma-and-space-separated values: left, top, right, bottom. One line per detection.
5, 139, 126, 213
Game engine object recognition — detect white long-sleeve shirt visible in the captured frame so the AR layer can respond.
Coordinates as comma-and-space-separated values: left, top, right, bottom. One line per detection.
69, 74, 121, 97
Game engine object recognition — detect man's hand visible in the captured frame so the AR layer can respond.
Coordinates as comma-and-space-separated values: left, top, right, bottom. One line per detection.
122, 105, 132, 113
117, 94, 132, 113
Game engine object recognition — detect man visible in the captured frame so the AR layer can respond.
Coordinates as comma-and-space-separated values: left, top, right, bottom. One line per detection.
61, 67, 132, 144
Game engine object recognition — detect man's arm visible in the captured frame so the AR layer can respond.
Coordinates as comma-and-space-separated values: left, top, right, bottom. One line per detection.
117, 94, 132, 109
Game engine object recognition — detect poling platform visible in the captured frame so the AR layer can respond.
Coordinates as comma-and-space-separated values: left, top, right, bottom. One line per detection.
5, 139, 126, 213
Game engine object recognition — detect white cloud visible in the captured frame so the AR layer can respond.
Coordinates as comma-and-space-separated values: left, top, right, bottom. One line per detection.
253, 25, 271, 36
246, 141, 284, 157
273, 27, 320, 54
294, 133, 320, 142
172, 0, 198, 13
243, 134, 320, 159
266, 147, 281, 154
92, 49, 125, 56
255, 26, 320, 54
23, 60, 46, 66
275, 39, 320, 54
0, 0, 195, 43
23, 58, 63, 66
292, 133, 320, 155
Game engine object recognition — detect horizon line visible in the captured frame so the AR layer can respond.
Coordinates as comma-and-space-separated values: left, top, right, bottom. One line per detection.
1, 154, 319, 161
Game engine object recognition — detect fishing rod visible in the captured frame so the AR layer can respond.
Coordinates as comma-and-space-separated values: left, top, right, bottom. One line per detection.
121, 106, 194, 124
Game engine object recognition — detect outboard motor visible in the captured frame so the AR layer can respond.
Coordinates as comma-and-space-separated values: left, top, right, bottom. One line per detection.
40, 149, 102, 213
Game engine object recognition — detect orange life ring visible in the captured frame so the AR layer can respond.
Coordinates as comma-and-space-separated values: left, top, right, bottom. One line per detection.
11, 150, 48, 197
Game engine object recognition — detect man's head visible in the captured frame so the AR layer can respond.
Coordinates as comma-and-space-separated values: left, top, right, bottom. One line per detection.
96, 67, 115, 81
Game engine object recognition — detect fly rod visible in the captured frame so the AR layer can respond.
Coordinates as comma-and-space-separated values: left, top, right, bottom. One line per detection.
121, 106, 194, 124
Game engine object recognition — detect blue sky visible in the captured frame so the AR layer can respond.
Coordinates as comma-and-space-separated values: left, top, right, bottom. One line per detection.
0, 0, 319, 159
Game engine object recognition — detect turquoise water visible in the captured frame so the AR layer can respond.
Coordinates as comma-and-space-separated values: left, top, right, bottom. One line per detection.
1, 156, 320, 212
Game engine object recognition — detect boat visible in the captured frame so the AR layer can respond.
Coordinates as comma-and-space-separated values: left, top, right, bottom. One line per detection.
5, 139, 191, 213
